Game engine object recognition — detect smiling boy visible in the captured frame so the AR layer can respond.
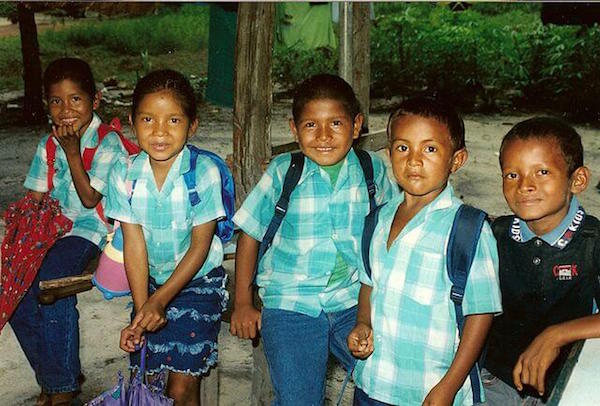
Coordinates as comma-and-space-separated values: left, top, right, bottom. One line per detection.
483, 117, 600, 405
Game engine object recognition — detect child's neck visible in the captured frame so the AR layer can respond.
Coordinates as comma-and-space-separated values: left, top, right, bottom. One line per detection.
149, 159, 175, 191
386, 186, 446, 250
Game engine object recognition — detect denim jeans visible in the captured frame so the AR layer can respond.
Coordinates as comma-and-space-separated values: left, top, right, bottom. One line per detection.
261, 306, 358, 406
482, 368, 546, 406
9, 236, 99, 394
353, 387, 393, 406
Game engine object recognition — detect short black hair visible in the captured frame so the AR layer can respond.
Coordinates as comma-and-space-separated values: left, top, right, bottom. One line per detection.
292, 74, 360, 123
43, 57, 96, 99
387, 97, 465, 152
499, 116, 583, 175
132, 69, 197, 122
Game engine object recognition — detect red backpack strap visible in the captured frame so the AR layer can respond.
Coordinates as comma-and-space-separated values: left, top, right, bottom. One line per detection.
45, 136, 57, 190
82, 118, 122, 171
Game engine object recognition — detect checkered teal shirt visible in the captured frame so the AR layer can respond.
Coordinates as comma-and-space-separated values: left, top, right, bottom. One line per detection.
233, 149, 398, 317
105, 146, 225, 285
24, 114, 127, 247
354, 185, 502, 405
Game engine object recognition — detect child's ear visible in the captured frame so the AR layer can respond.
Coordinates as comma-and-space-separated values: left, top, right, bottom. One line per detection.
450, 148, 468, 173
187, 118, 199, 138
289, 118, 299, 142
352, 113, 365, 139
128, 114, 135, 135
92, 91, 102, 110
570, 166, 590, 194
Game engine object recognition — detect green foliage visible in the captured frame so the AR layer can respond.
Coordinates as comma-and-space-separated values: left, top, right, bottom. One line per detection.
272, 46, 338, 90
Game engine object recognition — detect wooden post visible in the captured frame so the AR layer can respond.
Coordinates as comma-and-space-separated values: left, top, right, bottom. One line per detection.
232, 3, 276, 406
17, 2, 44, 124
232, 2, 276, 208
338, 2, 353, 84
352, 3, 371, 132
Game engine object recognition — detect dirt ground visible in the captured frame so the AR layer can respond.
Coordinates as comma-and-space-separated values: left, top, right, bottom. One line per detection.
1, 100, 599, 405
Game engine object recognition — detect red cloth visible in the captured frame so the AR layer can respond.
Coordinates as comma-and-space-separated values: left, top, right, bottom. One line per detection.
0, 192, 72, 332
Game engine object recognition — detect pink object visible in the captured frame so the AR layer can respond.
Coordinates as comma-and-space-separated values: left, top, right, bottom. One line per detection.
92, 230, 130, 300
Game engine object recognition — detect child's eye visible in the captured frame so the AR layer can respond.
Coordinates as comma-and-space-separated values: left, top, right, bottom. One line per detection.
141, 116, 152, 123
170, 117, 181, 124
425, 146, 437, 153
72, 96, 81, 102
49, 98, 61, 105
538, 169, 549, 175
396, 145, 408, 152
304, 122, 315, 128
503, 173, 518, 180
332, 119, 342, 126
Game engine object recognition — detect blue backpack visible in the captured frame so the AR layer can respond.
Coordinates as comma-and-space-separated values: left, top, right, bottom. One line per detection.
129, 145, 235, 243
255, 149, 377, 279
362, 203, 487, 404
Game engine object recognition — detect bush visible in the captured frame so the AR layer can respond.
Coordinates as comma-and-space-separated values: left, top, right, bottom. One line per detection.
272, 46, 338, 90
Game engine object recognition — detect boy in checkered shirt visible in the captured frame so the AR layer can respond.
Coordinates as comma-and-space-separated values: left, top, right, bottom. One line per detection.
348, 98, 502, 405
230, 74, 397, 404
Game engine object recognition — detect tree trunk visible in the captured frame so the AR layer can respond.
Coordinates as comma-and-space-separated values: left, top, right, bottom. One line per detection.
18, 2, 44, 124
232, 2, 276, 207
352, 3, 371, 133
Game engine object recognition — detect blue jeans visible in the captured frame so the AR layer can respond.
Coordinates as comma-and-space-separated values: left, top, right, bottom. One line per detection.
353, 387, 393, 406
482, 368, 546, 406
261, 306, 358, 406
9, 236, 99, 394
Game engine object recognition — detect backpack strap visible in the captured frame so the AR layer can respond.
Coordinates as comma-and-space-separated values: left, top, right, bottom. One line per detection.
355, 149, 377, 212
82, 118, 141, 171
183, 145, 202, 207
255, 152, 305, 281
580, 217, 600, 310
361, 203, 386, 279
446, 204, 487, 404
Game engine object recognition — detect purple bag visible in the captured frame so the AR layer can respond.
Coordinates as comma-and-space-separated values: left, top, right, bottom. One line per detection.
86, 343, 173, 406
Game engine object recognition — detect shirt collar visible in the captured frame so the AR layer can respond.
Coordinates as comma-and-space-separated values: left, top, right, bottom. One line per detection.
126, 145, 189, 182
80, 113, 102, 145
394, 183, 455, 216
299, 147, 359, 186
511, 196, 585, 249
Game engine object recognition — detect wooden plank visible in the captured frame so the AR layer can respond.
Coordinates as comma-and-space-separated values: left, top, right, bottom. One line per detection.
200, 367, 219, 406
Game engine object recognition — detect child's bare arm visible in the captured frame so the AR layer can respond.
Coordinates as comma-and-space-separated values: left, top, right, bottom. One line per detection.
513, 313, 600, 396
53, 125, 103, 208
230, 232, 262, 339
131, 220, 217, 333
348, 283, 374, 358
423, 313, 493, 406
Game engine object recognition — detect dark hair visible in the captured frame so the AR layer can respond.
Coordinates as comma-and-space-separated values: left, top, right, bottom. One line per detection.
499, 116, 583, 175
43, 57, 96, 99
292, 74, 361, 123
132, 69, 197, 122
387, 97, 465, 152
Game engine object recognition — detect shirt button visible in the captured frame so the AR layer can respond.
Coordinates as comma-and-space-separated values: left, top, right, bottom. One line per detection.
532, 257, 541, 265
534, 239, 543, 247
332, 233, 338, 240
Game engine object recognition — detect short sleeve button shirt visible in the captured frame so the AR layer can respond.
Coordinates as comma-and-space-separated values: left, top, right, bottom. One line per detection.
105, 146, 225, 285
233, 149, 398, 317
354, 185, 502, 405
24, 113, 127, 247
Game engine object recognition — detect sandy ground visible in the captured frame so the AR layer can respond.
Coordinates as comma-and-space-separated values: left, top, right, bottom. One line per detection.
1, 100, 600, 405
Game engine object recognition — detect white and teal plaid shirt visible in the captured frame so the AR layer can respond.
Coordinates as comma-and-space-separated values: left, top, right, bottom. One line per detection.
354, 185, 502, 405
24, 114, 127, 247
105, 146, 225, 285
233, 149, 398, 317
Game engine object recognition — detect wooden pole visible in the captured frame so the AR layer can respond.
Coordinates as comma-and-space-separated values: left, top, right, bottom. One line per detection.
352, 2, 371, 132
232, 3, 276, 405
232, 2, 276, 208
338, 2, 353, 84
17, 2, 44, 124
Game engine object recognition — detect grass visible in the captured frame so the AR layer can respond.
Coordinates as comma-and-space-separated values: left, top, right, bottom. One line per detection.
0, 4, 209, 92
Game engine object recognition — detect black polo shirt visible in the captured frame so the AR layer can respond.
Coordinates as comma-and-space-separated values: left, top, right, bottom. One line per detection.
484, 212, 600, 397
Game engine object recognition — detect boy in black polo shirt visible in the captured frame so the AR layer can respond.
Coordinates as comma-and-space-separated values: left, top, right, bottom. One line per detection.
483, 117, 600, 405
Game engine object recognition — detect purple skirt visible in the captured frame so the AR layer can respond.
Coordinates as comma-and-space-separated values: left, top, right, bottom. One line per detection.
129, 267, 228, 376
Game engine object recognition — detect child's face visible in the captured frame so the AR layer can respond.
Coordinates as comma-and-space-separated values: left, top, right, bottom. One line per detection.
47, 79, 99, 135
290, 98, 363, 166
389, 115, 466, 203
501, 137, 588, 235
130, 90, 198, 168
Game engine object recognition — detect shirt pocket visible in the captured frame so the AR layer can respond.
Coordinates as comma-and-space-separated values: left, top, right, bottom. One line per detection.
402, 245, 448, 306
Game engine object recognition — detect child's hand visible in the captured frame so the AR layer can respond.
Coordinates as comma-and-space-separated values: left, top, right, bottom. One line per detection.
347, 322, 374, 359
120, 325, 145, 352
513, 325, 562, 396
130, 298, 167, 333
422, 381, 454, 406
52, 124, 81, 157
230, 303, 261, 339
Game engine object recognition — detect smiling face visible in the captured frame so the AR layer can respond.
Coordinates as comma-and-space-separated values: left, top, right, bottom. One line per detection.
389, 114, 466, 205
500, 137, 589, 235
47, 79, 99, 135
131, 89, 198, 169
290, 98, 363, 166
